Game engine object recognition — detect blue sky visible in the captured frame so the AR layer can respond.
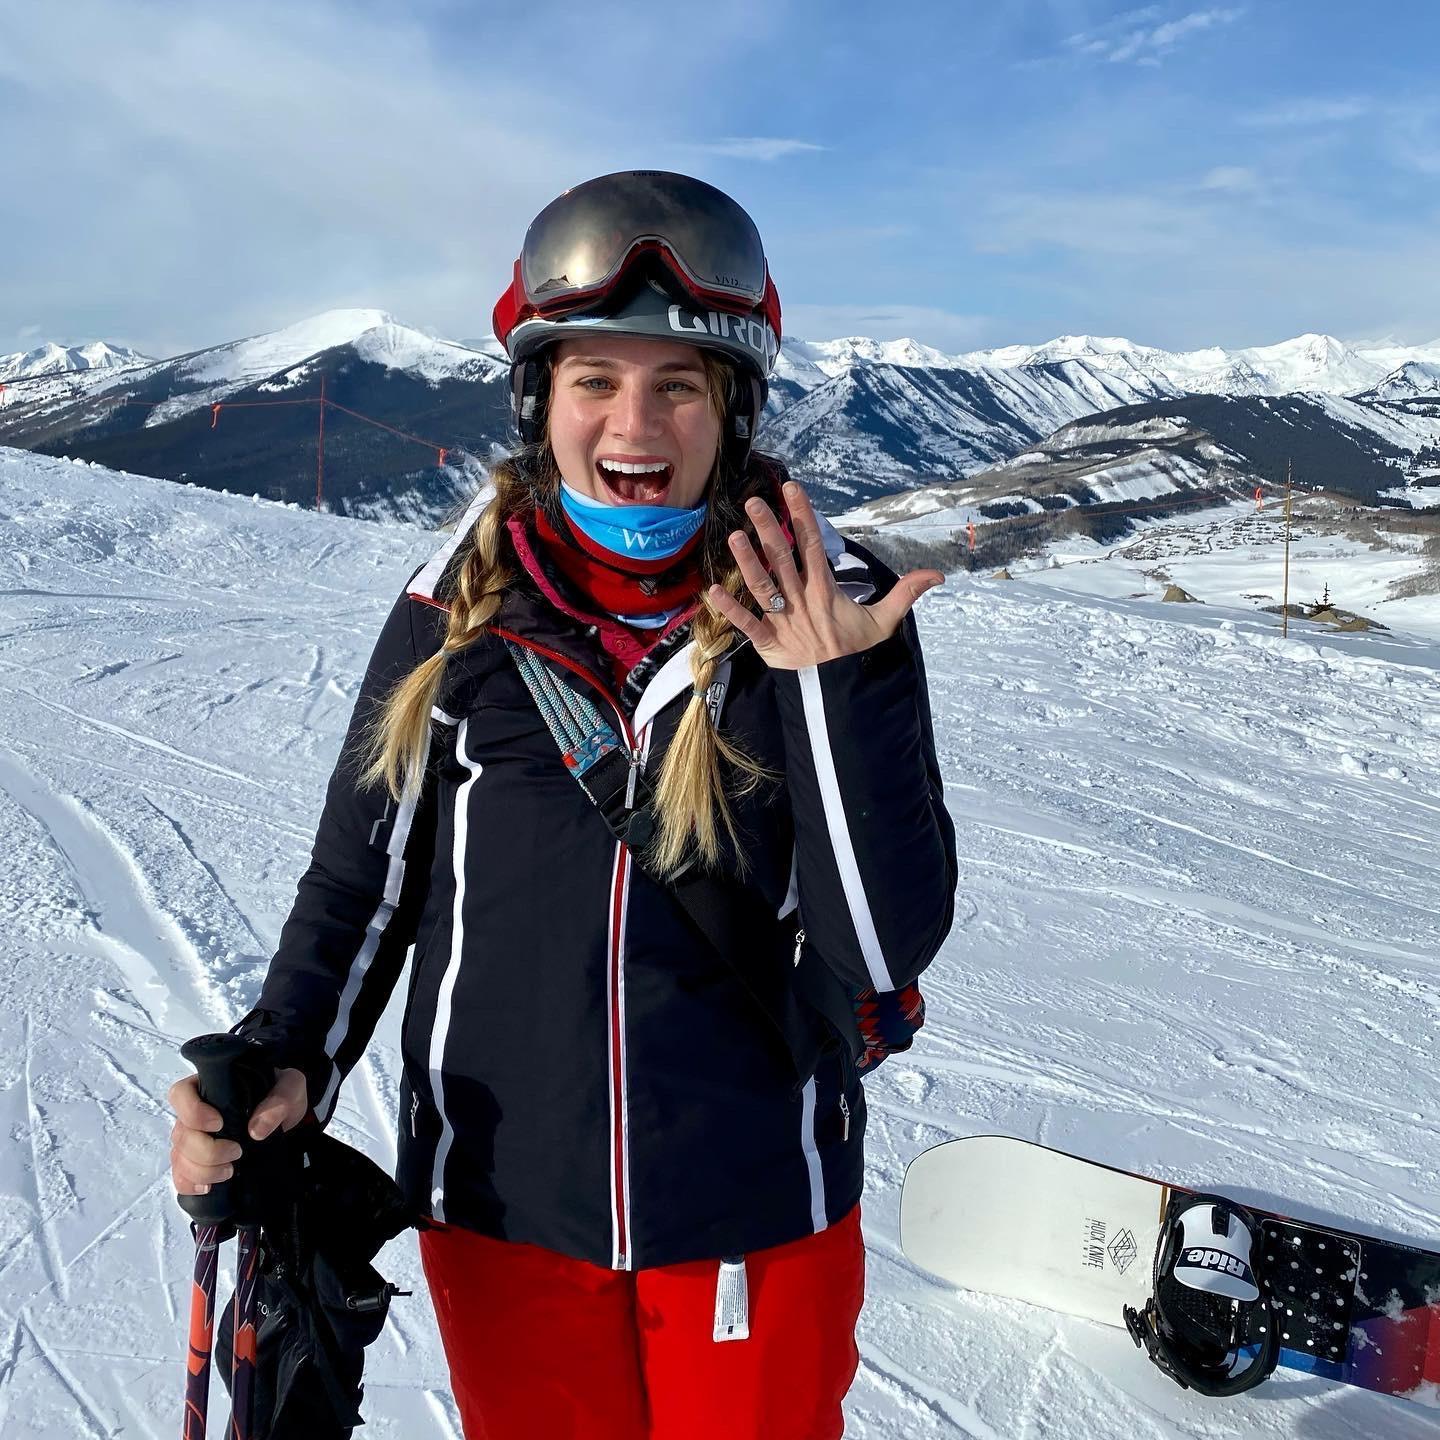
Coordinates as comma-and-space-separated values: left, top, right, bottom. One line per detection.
2, 0, 1438, 358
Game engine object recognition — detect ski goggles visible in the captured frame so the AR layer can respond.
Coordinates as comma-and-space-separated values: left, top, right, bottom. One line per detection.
494, 171, 781, 345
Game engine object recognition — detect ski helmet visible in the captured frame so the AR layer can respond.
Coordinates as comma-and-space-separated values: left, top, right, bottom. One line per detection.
491, 170, 782, 470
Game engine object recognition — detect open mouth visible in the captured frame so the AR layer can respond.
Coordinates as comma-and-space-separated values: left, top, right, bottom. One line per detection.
595, 458, 675, 504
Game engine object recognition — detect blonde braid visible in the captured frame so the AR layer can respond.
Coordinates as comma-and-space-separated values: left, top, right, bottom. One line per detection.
354, 455, 538, 798
645, 355, 783, 878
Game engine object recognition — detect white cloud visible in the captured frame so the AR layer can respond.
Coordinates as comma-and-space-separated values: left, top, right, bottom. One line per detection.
1244, 97, 1373, 127
690, 138, 825, 162
0, 1, 781, 355
1241, 95, 1440, 176
1067, 6, 1243, 65
1200, 165, 1262, 194
1379, 103, 1440, 177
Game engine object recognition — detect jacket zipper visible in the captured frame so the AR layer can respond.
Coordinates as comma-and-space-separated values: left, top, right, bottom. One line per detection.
489, 625, 640, 1270
795, 914, 850, 1142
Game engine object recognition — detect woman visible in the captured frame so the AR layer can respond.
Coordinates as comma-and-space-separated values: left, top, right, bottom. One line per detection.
169, 171, 958, 1439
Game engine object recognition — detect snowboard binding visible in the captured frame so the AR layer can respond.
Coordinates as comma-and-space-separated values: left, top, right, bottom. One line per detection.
1123, 1192, 1280, 1397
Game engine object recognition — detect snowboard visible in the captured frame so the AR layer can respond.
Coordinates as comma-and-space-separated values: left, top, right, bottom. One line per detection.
899, 1135, 1439, 1407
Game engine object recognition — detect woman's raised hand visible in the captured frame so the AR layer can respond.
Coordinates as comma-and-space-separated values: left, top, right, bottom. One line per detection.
706, 479, 944, 669
167, 1066, 309, 1197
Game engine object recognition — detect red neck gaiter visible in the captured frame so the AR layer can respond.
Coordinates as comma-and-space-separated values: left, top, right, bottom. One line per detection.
532, 505, 705, 618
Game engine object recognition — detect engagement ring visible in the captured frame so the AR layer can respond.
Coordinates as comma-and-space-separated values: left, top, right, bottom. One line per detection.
768, 593, 787, 613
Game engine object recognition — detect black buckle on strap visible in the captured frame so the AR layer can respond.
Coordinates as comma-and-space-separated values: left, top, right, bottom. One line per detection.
587, 748, 658, 852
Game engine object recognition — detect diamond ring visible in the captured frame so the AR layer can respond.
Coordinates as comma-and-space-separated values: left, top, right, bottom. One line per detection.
768, 592, 787, 613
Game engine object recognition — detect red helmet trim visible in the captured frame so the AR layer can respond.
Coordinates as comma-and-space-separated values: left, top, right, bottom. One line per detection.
493, 244, 781, 355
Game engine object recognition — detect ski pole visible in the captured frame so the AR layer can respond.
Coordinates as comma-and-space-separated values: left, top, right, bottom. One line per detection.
183, 1221, 221, 1440
229, 1223, 262, 1437
177, 1034, 276, 1440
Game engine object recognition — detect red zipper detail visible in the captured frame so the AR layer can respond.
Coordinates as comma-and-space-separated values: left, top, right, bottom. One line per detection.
607, 848, 631, 1268
490, 624, 636, 1268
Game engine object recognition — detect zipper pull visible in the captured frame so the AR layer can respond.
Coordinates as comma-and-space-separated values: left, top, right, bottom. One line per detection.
624, 746, 643, 808
839, 1092, 851, 1143
410, 1092, 420, 1138
792, 927, 806, 968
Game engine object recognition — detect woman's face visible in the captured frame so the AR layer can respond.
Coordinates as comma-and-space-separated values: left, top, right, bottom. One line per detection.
548, 336, 721, 510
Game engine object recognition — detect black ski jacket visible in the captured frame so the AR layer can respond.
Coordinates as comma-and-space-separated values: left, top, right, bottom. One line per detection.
238, 497, 957, 1270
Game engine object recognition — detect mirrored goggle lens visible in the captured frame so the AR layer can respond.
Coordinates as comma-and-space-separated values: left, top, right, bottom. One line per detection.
520, 172, 767, 308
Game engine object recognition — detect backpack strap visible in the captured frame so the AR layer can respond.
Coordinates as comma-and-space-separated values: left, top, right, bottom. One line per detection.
504, 639, 663, 854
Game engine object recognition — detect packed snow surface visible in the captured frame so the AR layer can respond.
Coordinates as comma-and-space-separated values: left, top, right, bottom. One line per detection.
2, 447, 1438, 1437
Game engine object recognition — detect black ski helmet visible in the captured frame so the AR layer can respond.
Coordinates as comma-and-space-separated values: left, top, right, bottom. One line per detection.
491, 171, 782, 471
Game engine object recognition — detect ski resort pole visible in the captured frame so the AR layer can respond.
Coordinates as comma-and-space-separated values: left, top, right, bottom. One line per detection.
177, 1034, 277, 1440
1282, 459, 1293, 638
316, 374, 326, 512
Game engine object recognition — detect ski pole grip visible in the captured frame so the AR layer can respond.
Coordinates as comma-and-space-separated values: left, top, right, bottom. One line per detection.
177, 1032, 277, 1225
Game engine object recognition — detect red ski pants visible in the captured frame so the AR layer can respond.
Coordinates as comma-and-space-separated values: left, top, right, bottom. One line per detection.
418, 1203, 865, 1440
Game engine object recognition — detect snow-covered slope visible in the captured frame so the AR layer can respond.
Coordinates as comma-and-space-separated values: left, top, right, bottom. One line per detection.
1, 445, 1437, 1435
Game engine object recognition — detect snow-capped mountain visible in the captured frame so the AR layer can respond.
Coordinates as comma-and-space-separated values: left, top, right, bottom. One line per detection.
150, 308, 504, 423
0, 339, 150, 383
0, 310, 509, 520
1357, 361, 1440, 403
4, 310, 1188, 516
762, 358, 1177, 507
766, 329, 1440, 502
958, 332, 1440, 400
7, 312, 1440, 525
780, 335, 967, 379
3, 310, 504, 426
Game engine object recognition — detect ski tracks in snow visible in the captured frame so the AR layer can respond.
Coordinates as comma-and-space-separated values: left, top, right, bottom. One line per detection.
0, 477, 439, 1437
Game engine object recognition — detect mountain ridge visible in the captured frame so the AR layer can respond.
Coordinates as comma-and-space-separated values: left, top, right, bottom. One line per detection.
6, 310, 1440, 524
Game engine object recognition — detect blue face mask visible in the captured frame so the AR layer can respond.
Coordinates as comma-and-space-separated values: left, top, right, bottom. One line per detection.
559, 480, 708, 560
